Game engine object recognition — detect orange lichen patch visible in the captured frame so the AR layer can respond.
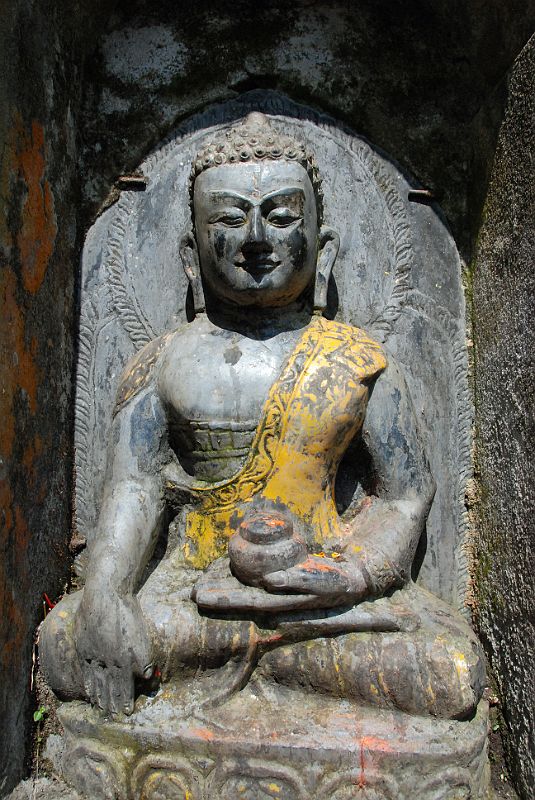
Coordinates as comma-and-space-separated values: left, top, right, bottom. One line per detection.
14, 506, 30, 559
22, 434, 43, 474
12, 119, 57, 294
0, 484, 30, 673
0, 565, 26, 670
0, 481, 30, 565
0, 270, 41, 461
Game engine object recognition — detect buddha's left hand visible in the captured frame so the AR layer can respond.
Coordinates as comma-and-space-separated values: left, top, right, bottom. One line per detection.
261, 556, 368, 605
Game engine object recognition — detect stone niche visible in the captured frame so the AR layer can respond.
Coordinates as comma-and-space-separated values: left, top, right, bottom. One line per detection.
2, 4, 534, 800
52, 93, 490, 800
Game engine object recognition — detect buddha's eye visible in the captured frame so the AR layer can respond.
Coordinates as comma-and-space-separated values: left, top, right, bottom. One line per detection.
266, 207, 300, 228
210, 210, 247, 227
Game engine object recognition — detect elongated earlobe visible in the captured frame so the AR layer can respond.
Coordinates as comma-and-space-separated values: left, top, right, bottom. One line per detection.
314, 227, 340, 313
179, 231, 205, 315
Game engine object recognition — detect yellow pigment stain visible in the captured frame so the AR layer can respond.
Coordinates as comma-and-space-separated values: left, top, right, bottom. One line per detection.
369, 683, 379, 696
269, 784, 281, 793
453, 651, 468, 678
58, 611, 68, 619
377, 670, 389, 697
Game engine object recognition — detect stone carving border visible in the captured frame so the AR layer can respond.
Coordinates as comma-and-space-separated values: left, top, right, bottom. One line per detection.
407, 288, 472, 610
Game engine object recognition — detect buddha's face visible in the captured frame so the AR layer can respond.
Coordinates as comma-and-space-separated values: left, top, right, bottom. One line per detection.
192, 161, 319, 307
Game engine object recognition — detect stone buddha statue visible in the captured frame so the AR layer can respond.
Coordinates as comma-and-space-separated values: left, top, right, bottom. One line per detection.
40, 113, 487, 797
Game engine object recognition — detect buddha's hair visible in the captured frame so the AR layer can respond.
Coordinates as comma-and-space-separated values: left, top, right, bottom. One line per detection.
190, 112, 324, 222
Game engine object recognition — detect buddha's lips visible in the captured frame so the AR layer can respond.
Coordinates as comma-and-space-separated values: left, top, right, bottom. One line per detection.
235, 257, 281, 273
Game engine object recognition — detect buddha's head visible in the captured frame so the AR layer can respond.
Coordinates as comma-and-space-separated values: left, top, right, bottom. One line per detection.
180, 112, 339, 313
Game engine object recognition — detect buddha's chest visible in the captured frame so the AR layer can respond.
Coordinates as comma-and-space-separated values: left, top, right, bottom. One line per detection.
159, 334, 291, 425
158, 330, 300, 480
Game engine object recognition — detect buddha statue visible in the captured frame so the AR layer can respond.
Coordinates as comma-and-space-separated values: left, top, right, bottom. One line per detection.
40, 113, 485, 732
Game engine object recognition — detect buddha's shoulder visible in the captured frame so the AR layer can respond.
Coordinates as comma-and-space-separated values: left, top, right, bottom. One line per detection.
316, 317, 387, 376
114, 318, 229, 413
114, 325, 186, 414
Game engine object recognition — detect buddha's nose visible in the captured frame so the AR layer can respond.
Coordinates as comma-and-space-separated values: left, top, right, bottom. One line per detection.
243, 207, 270, 253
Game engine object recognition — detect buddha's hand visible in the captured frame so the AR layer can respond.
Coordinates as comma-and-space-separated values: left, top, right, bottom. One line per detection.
74, 590, 153, 716
261, 556, 368, 606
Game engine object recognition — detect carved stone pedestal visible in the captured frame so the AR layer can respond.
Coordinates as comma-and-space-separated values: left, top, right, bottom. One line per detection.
58, 681, 490, 800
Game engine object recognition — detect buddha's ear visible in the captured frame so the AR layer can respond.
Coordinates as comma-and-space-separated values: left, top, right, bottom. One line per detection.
314, 227, 340, 313
179, 231, 206, 315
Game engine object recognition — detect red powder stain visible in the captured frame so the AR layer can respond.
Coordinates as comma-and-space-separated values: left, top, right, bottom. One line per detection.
354, 735, 392, 791
360, 735, 391, 752
190, 727, 216, 742
357, 739, 367, 788
257, 631, 283, 646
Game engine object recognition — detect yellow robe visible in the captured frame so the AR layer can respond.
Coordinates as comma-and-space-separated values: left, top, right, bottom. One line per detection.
181, 317, 386, 570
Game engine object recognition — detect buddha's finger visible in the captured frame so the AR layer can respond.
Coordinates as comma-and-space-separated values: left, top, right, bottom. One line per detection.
262, 569, 289, 590
94, 666, 110, 713
106, 667, 122, 716
131, 638, 152, 679
265, 563, 346, 595
263, 566, 316, 593
121, 672, 135, 716
82, 662, 96, 706
299, 561, 352, 595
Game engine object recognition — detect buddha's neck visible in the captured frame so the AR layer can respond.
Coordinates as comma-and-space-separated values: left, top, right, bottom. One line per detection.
203, 300, 315, 339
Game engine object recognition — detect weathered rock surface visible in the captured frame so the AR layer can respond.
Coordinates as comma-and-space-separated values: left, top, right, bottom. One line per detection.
472, 34, 535, 799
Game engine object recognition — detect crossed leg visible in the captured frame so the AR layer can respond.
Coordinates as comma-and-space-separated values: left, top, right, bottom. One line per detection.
40, 561, 484, 720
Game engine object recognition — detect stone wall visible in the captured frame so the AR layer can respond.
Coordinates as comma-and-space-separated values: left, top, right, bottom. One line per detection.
0, 1, 112, 793
471, 35, 535, 799
1, 2, 534, 797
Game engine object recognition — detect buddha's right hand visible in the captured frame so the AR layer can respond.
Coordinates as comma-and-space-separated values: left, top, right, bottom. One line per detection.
74, 590, 153, 716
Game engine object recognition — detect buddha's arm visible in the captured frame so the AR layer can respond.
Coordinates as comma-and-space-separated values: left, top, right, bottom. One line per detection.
261, 358, 434, 604
75, 383, 170, 714
84, 385, 169, 597
348, 357, 436, 595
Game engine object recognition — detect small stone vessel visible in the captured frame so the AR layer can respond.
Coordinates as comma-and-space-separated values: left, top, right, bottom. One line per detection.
228, 513, 307, 585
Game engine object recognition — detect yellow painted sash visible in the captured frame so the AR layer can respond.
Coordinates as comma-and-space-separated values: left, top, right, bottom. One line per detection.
182, 317, 386, 569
